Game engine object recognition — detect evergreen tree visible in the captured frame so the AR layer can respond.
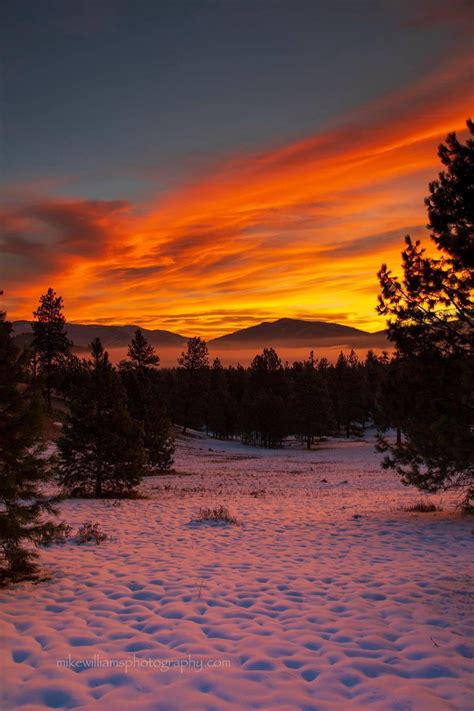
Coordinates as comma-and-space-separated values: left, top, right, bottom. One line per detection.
363, 350, 389, 428
120, 331, 174, 472
126, 328, 160, 369
378, 353, 473, 499
250, 347, 285, 395
377, 120, 473, 503
291, 353, 335, 448
57, 339, 145, 497
333, 351, 365, 437
32, 288, 71, 411
378, 120, 473, 357
177, 337, 209, 433
0, 305, 63, 582
206, 358, 236, 439
373, 357, 407, 446
246, 348, 289, 447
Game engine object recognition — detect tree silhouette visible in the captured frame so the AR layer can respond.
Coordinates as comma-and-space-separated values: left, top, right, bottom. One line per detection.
205, 358, 236, 439
177, 337, 209, 433
57, 339, 145, 497
126, 328, 160, 369
378, 120, 473, 357
377, 120, 473, 503
32, 288, 71, 411
332, 351, 365, 438
291, 353, 335, 448
0, 304, 64, 581
120, 330, 174, 472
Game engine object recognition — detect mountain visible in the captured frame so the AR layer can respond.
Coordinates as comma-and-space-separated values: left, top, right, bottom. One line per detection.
11, 321, 187, 349
209, 318, 388, 349
11, 317, 389, 353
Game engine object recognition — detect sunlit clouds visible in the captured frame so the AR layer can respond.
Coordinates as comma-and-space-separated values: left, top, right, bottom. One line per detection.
1, 52, 472, 337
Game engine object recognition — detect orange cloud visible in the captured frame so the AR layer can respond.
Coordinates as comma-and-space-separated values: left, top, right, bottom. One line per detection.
1, 51, 472, 337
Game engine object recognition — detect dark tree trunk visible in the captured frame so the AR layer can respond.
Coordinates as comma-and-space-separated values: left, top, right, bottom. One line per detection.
46, 358, 52, 413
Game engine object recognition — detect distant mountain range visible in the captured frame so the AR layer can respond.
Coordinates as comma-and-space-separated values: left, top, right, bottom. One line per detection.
11, 321, 187, 350
12, 317, 388, 351
209, 318, 388, 348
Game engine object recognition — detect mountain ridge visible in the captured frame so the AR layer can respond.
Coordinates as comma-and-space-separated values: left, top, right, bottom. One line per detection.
208, 318, 388, 348
12, 317, 388, 350
11, 321, 187, 348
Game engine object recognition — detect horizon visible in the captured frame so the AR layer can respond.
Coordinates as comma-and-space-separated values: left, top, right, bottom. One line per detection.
1, 1, 473, 337
11, 312, 391, 367
11, 313, 386, 339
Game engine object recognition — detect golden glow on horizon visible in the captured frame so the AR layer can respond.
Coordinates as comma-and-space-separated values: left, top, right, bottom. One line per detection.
2, 54, 472, 338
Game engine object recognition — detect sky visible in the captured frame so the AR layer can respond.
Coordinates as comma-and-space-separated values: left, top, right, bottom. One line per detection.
1, 0, 473, 337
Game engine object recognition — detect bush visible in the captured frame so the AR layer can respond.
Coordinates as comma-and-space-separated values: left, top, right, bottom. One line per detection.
402, 500, 442, 513
75, 522, 108, 545
193, 506, 239, 525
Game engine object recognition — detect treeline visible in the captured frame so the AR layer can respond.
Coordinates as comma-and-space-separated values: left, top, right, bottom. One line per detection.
12, 286, 400, 453
22, 291, 401, 451
161, 341, 394, 448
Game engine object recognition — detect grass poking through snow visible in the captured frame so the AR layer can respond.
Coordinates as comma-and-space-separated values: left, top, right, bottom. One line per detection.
192, 505, 240, 525
402, 500, 442, 513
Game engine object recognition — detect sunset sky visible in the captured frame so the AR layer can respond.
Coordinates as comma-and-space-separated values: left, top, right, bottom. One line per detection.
1, 0, 473, 337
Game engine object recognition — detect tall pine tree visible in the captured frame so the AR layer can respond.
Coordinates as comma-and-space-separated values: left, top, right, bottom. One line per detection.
0, 304, 63, 582
126, 328, 160, 369
333, 351, 365, 438
120, 330, 174, 472
32, 288, 71, 412
177, 337, 209, 433
57, 339, 146, 497
205, 358, 236, 439
377, 120, 473, 503
291, 353, 335, 448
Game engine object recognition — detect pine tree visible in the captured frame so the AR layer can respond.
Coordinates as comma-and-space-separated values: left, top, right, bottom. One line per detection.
373, 357, 407, 446
126, 328, 160, 369
120, 331, 174, 472
246, 348, 288, 447
32, 288, 71, 411
363, 350, 389, 429
291, 354, 335, 448
0, 305, 63, 582
378, 120, 473, 357
250, 348, 284, 391
205, 358, 236, 439
333, 351, 365, 438
177, 337, 209, 433
377, 120, 473, 503
57, 339, 145, 497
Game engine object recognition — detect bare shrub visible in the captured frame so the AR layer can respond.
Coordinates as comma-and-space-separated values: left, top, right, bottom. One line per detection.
402, 500, 442, 513
75, 522, 108, 544
193, 506, 240, 525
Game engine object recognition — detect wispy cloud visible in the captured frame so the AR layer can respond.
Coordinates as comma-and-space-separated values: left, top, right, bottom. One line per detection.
2, 50, 472, 336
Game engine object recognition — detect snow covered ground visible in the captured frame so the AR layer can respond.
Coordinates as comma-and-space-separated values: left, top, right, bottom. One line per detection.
1, 432, 473, 710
